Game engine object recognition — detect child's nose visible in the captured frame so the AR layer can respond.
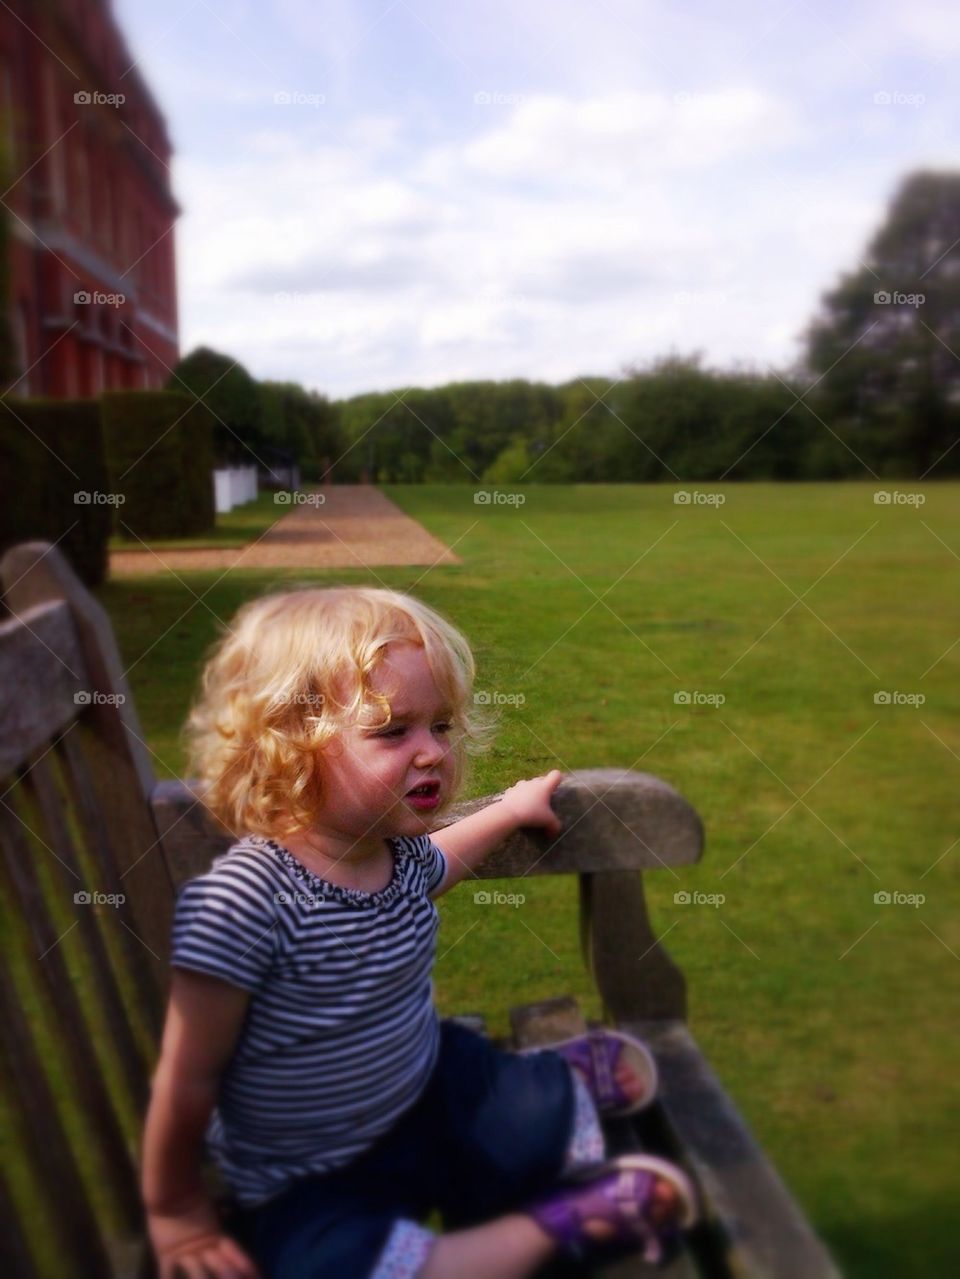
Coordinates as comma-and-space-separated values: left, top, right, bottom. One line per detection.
413, 730, 445, 765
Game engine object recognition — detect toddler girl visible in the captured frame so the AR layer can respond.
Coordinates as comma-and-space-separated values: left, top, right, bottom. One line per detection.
141, 586, 697, 1278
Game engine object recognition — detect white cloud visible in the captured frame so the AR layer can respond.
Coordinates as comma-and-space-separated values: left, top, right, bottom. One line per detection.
458, 89, 804, 184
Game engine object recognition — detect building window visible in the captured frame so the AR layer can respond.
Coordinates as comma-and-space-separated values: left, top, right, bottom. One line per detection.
90, 345, 104, 395
0, 58, 16, 171
74, 134, 92, 233
45, 62, 66, 213
11, 302, 31, 394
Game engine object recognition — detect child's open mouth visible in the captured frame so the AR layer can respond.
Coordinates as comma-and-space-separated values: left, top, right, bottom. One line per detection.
405, 781, 441, 811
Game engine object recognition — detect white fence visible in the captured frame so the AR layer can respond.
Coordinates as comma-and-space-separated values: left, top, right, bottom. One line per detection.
213, 466, 258, 514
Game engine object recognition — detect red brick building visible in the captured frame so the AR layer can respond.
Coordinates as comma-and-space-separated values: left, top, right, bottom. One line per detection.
1, 0, 179, 397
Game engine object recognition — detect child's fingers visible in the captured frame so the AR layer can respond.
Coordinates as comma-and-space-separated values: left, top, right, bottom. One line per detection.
547, 772, 565, 834
218, 1236, 263, 1278
529, 769, 564, 788
165, 1257, 204, 1279
536, 773, 565, 835
164, 1236, 261, 1279
502, 772, 566, 832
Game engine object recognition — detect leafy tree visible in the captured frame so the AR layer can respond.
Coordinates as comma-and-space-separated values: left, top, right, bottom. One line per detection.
534, 378, 622, 481
805, 171, 960, 477
169, 346, 265, 466
259, 381, 342, 481
482, 436, 533, 485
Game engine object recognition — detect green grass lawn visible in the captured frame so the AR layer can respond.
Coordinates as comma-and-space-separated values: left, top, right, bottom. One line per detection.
58, 482, 960, 1275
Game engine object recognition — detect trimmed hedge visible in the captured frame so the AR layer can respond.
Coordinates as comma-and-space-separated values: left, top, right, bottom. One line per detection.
0, 398, 111, 587
1, 391, 218, 585
100, 391, 215, 539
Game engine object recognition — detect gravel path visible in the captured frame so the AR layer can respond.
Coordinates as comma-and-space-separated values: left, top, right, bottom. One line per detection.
109, 485, 461, 575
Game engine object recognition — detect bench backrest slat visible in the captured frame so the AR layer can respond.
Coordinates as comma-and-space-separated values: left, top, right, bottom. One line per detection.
59, 727, 165, 1042
0, 787, 144, 1229
0, 965, 117, 1278
0, 600, 85, 775
2, 542, 177, 1276
0, 1168, 44, 1279
3, 543, 176, 991
26, 750, 152, 1113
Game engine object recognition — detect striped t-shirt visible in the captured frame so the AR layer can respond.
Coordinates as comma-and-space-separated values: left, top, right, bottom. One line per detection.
170, 831, 448, 1208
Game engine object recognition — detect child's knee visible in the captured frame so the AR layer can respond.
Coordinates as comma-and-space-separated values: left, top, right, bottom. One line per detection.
438, 1051, 577, 1225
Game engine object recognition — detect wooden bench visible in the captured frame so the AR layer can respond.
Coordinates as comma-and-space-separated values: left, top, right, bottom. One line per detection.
0, 540, 841, 1279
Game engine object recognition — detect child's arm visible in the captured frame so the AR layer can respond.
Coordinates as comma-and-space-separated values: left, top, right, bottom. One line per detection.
430, 769, 565, 896
142, 968, 262, 1279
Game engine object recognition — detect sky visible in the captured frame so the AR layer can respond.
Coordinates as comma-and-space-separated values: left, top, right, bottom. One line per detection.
113, 0, 957, 401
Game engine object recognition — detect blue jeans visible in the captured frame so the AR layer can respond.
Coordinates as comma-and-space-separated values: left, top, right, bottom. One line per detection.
234, 1019, 577, 1278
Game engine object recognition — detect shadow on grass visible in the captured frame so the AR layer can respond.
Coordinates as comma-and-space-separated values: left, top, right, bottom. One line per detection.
820, 1195, 957, 1277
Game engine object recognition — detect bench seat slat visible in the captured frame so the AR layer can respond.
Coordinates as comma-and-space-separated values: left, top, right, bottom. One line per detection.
625, 1019, 841, 1279
506, 1000, 705, 1278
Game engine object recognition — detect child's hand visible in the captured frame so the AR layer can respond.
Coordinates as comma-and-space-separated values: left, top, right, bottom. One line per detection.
500, 769, 565, 838
148, 1196, 262, 1279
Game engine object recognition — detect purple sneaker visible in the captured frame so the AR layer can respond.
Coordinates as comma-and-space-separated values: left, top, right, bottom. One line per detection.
526, 1154, 698, 1266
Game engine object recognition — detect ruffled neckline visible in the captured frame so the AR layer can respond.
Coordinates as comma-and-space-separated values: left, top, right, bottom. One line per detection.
245, 834, 404, 908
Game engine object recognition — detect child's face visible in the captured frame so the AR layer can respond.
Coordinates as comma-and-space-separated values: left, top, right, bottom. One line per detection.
313, 641, 456, 854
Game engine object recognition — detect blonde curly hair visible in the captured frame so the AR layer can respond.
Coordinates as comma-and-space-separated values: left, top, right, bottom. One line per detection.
182, 586, 493, 839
